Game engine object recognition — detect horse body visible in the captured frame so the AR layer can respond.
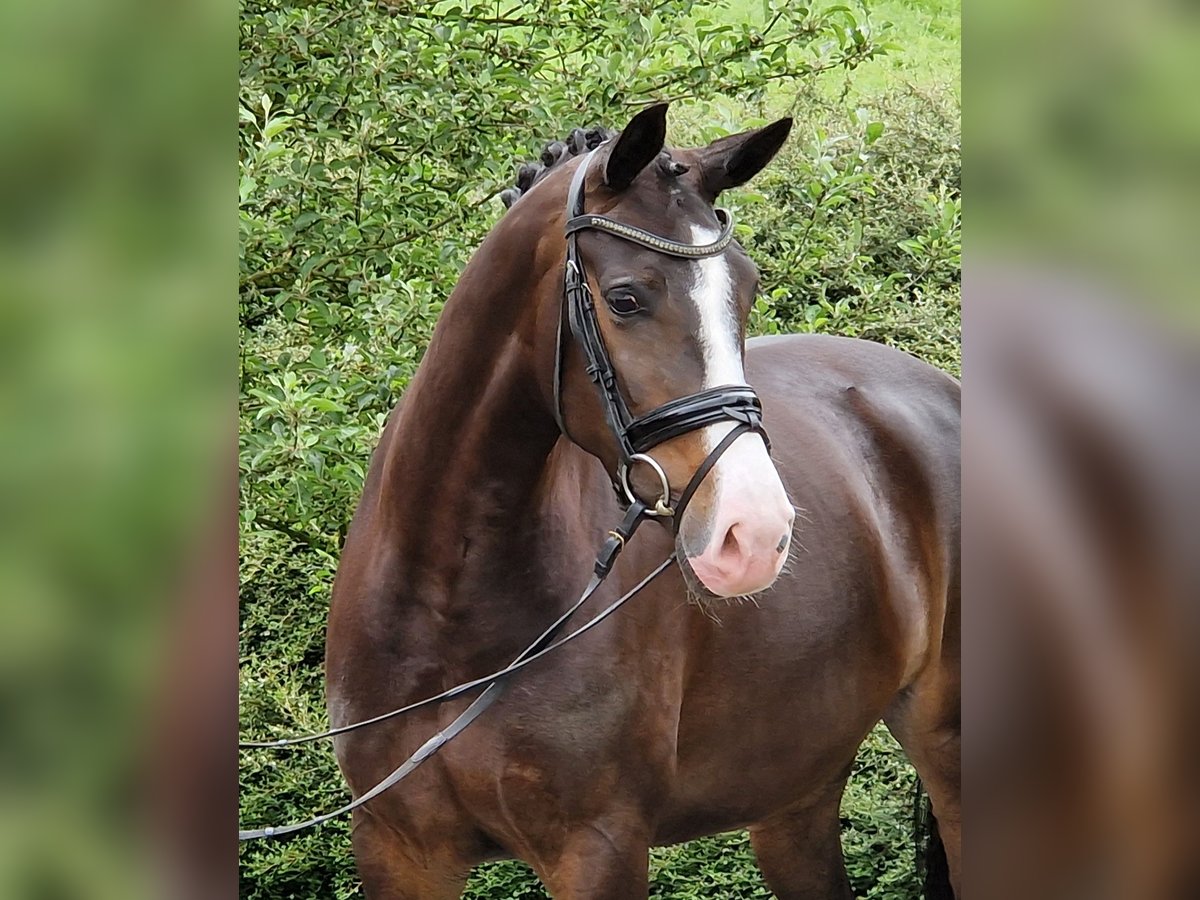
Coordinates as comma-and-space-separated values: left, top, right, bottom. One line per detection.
326, 111, 959, 898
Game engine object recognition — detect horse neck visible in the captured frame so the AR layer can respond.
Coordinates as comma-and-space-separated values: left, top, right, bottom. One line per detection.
374, 210, 567, 590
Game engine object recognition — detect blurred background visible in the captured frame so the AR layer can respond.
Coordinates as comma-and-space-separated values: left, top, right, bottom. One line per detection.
967, 0, 1199, 896
0, 0, 1196, 896
0, 0, 229, 898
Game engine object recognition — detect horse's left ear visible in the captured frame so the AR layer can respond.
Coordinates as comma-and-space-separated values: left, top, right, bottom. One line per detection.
695, 117, 793, 199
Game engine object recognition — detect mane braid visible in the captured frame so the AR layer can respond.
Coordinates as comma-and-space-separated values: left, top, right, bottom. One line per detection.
499, 125, 614, 210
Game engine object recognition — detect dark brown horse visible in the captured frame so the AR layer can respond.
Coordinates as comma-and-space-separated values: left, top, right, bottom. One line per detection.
326, 105, 960, 898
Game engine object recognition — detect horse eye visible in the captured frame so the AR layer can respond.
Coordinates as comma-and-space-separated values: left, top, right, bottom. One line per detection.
606, 293, 642, 317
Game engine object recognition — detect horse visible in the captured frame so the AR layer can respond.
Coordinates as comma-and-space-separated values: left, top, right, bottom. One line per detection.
325, 103, 960, 899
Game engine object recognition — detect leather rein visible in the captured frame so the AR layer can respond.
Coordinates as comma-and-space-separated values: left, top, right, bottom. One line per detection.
238, 149, 770, 841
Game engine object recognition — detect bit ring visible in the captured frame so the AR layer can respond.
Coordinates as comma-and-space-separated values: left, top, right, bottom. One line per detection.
620, 453, 674, 517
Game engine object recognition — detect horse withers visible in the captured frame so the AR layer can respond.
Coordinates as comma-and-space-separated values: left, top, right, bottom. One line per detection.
326, 104, 960, 898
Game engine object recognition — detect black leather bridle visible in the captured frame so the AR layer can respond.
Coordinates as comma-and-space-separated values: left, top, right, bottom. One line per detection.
552, 149, 770, 531
238, 147, 775, 842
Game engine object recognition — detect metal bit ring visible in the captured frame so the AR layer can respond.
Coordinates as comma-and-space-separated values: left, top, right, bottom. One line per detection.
620, 453, 674, 517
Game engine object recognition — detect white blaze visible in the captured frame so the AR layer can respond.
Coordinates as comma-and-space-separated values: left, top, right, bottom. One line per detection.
687, 223, 792, 559
690, 224, 745, 392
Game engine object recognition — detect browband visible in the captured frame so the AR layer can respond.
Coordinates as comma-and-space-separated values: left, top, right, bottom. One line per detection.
565, 208, 735, 258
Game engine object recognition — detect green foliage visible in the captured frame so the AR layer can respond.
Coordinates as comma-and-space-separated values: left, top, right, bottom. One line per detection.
841, 728, 922, 899
240, 0, 958, 897
741, 84, 960, 375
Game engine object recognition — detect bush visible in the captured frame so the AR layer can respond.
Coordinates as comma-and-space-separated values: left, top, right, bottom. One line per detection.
741, 83, 960, 375
239, 1, 958, 897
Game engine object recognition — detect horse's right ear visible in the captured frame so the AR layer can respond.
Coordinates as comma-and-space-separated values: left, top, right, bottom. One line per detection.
602, 103, 668, 191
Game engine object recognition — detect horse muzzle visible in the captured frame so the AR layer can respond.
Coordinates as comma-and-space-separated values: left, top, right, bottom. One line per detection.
677, 430, 794, 597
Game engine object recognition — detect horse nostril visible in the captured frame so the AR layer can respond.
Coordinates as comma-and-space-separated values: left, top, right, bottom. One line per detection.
721, 525, 741, 557
775, 533, 789, 554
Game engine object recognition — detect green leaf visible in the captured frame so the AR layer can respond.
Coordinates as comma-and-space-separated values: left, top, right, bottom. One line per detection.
263, 115, 295, 140
239, 174, 257, 203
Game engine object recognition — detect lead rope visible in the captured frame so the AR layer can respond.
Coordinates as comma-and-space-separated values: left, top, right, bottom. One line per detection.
239, 502, 651, 751
239, 502, 671, 841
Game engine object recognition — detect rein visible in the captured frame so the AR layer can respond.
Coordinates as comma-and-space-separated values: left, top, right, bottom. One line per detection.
238, 148, 770, 841
240, 504, 671, 840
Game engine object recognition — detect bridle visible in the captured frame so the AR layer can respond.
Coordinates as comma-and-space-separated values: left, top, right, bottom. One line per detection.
238, 147, 772, 841
553, 149, 769, 526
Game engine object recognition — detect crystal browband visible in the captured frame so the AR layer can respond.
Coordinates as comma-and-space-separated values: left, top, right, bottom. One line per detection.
564, 208, 734, 259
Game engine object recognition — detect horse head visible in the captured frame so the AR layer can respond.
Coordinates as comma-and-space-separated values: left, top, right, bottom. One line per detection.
509, 104, 795, 598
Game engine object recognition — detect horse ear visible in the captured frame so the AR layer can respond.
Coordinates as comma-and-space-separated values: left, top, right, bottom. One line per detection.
602, 103, 669, 191
695, 117, 793, 199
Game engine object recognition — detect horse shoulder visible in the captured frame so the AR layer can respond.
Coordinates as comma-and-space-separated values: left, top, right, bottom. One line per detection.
746, 333, 959, 685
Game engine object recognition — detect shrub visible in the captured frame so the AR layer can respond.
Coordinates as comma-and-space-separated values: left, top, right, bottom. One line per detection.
742, 83, 960, 375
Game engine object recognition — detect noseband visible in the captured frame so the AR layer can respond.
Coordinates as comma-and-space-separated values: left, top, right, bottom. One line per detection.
552, 150, 770, 528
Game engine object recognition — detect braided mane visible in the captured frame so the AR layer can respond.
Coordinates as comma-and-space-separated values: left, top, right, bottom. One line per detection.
499, 122, 692, 211
499, 125, 615, 210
